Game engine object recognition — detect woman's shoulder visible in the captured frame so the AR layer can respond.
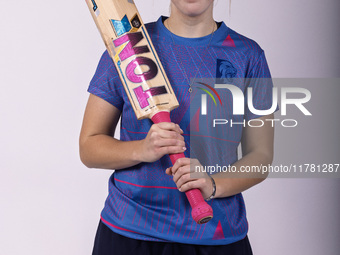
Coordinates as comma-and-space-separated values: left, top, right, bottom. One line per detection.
144, 18, 158, 32
219, 24, 264, 56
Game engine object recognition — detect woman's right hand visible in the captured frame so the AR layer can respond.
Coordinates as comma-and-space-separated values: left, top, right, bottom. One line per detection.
139, 122, 186, 163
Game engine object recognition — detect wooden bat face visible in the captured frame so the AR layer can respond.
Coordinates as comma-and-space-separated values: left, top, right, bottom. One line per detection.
86, 0, 179, 119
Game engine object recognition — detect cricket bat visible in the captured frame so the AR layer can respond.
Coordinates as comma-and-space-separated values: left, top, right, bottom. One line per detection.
85, 0, 213, 224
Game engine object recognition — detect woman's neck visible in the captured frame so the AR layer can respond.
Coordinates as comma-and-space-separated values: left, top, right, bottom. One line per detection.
165, 5, 216, 38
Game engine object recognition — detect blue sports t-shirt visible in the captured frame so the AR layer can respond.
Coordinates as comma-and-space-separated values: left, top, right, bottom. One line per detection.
88, 16, 273, 245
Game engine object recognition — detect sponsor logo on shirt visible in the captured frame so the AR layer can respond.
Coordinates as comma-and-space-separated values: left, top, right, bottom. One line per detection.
216, 59, 237, 83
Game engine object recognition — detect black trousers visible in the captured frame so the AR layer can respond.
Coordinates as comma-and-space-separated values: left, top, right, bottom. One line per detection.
93, 220, 253, 255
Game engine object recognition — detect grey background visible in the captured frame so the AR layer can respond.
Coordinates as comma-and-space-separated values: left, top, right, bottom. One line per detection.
271, 79, 340, 178
0, 0, 339, 254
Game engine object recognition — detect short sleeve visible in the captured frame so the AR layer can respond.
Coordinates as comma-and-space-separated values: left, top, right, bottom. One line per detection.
244, 51, 278, 120
88, 51, 124, 111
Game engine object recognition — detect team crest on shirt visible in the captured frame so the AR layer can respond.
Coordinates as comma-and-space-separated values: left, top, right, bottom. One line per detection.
216, 59, 237, 83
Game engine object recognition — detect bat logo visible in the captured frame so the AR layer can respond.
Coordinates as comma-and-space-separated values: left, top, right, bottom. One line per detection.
134, 85, 168, 109
113, 32, 158, 83
112, 25, 170, 112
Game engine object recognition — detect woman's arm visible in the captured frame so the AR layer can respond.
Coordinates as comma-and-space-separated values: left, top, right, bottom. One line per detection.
79, 94, 186, 170
213, 113, 274, 198
167, 114, 274, 199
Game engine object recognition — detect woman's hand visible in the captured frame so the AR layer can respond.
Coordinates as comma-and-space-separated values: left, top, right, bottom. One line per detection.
139, 122, 186, 163
166, 158, 214, 200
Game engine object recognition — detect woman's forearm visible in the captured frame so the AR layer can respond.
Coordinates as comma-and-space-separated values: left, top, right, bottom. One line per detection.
212, 114, 275, 198
79, 122, 186, 170
213, 150, 272, 198
79, 95, 186, 171
80, 134, 144, 170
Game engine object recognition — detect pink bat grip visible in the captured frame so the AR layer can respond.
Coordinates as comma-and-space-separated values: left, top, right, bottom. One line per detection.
151, 111, 213, 224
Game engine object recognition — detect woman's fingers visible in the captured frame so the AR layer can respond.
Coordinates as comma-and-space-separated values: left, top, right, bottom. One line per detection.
141, 122, 185, 162
168, 158, 213, 199
156, 122, 183, 134
157, 145, 187, 156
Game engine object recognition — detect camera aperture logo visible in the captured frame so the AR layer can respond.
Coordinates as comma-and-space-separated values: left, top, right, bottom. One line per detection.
197, 82, 223, 114
194, 81, 312, 128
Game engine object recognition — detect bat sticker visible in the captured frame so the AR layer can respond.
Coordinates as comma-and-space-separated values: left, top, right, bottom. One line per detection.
91, 0, 98, 11
131, 14, 141, 29
111, 15, 132, 37
90, 0, 100, 16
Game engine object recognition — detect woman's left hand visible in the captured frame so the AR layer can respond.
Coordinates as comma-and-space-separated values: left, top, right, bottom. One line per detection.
166, 158, 214, 200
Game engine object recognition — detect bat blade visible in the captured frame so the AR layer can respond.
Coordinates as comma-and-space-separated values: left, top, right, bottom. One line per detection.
85, 0, 179, 120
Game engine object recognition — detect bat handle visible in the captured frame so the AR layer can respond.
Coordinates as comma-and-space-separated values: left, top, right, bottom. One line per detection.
151, 111, 213, 224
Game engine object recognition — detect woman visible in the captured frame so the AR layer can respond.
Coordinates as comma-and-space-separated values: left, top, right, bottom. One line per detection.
80, 0, 274, 254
